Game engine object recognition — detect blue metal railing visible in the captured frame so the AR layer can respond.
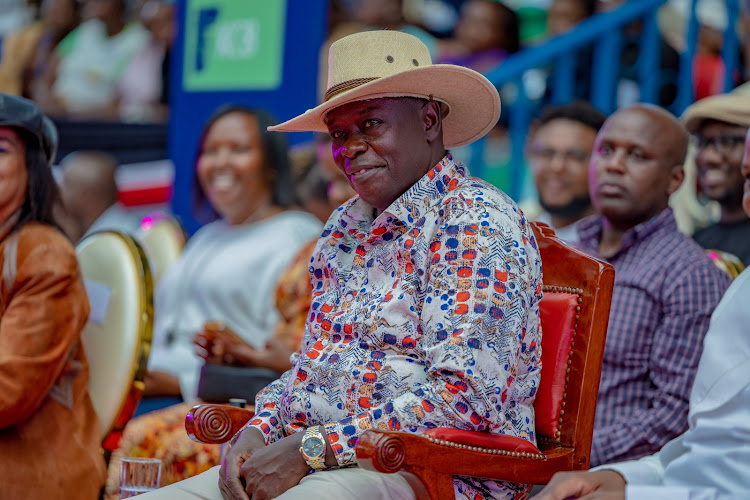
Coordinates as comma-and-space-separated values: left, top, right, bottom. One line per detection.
471, 0, 742, 202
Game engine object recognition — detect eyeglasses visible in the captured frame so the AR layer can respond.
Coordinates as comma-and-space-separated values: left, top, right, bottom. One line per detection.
693, 135, 745, 155
530, 147, 590, 165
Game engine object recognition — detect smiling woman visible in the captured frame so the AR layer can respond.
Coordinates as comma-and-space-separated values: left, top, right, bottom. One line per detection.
144, 104, 322, 403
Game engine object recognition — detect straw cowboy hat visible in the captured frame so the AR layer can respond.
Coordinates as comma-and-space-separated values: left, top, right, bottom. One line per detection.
270, 30, 501, 148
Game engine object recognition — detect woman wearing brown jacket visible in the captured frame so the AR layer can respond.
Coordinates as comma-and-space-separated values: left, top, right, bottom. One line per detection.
0, 93, 106, 499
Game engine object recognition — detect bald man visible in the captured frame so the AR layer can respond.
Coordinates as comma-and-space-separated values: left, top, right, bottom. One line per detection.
536, 126, 750, 500
574, 105, 731, 466
58, 151, 142, 242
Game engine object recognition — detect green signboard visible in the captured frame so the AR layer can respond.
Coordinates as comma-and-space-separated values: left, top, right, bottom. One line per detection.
183, 0, 287, 91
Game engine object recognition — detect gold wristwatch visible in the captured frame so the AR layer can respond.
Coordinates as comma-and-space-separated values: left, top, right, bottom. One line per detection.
299, 426, 327, 470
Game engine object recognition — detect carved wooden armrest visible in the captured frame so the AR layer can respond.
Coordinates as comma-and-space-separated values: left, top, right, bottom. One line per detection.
185, 404, 255, 444
357, 428, 573, 487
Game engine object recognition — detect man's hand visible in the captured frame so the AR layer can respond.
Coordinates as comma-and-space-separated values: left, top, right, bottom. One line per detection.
218, 427, 266, 500
236, 431, 311, 500
534, 470, 627, 500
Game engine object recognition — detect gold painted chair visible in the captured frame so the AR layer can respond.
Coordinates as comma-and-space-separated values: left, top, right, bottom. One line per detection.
705, 249, 745, 279
76, 230, 154, 461
135, 211, 186, 286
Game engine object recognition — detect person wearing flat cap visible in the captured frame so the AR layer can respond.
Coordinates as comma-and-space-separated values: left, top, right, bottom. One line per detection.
0, 93, 106, 498
681, 92, 750, 265
141, 30, 543, 500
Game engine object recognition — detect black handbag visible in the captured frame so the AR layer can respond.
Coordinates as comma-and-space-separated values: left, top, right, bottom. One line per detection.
196, 363, 280, 403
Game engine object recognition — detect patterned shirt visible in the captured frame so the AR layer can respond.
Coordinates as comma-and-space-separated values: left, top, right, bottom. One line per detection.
577, 208, 731, 466
248, 155, 543, 499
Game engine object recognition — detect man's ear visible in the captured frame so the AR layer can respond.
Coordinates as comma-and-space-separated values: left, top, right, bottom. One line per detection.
422, 100, 442, 143
667, 164, 685, 196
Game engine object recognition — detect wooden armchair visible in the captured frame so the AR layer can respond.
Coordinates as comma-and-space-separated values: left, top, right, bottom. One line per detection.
185, 222, 615, 498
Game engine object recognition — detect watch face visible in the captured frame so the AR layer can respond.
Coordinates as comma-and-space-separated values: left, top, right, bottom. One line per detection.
302, 436, 324, 457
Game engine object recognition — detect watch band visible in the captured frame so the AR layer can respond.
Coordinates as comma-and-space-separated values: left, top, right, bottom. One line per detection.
300, 426, 327, 470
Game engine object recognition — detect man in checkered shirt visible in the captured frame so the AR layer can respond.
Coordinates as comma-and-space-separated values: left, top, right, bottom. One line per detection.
575, 104, 731, 466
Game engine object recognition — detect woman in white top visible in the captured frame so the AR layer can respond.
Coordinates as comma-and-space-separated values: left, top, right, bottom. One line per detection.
144, 105, 322, 402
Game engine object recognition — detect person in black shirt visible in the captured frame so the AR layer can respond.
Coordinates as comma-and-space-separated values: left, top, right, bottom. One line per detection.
682, 92, 750, 265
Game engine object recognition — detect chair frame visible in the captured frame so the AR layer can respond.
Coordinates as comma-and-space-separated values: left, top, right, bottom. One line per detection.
185, 222, 615, 498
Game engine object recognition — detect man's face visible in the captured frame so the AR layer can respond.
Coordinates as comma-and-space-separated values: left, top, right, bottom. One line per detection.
590, 109, 682, 227
326, 98, 439, 212
694, 120, 747, 208
530, 118, 596, 215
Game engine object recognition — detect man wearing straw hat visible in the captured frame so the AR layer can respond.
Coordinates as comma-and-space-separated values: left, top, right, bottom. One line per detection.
142, 30, 543, 500
681, 92, 750, 265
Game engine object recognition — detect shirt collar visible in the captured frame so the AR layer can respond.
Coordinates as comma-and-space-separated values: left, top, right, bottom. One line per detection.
385, 153, 468, 225
577, 207, 677, 257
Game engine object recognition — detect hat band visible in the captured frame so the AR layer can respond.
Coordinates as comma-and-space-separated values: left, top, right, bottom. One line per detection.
324, 77, 378, 102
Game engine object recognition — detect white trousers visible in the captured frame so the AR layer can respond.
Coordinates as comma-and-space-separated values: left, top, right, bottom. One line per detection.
137, 465, 417, 500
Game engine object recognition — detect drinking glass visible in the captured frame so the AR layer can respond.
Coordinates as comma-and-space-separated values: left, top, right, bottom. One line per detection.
119, 457, 162, 498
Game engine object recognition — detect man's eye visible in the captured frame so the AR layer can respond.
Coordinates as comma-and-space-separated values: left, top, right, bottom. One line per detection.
363, 119, 379, 128
630, 150, 645, 161
330, 131, 343, 139
599, 145, 613, 156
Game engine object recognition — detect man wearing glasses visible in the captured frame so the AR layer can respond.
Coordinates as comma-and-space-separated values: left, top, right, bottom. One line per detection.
528, 101, 607, 243
682, 93, 750, 265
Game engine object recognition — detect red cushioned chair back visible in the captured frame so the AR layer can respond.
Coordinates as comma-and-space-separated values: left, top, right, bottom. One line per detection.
530, 222, 614, 458
535, 289, 580, 441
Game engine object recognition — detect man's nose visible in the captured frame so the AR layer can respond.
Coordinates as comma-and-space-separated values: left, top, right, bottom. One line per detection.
548, 153, 567, 173
694, 142, 723, 167
341, 132, 367, 159
603, 149, 626, 173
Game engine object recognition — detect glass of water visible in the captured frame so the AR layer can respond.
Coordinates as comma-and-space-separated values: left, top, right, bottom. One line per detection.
119, 457, 162, 498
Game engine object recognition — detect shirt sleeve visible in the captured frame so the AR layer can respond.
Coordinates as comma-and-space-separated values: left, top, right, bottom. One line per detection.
245, 367, 297, 444
593, 451, 667, 486
0, 237, 89, 428
590, 264, 730, 465
323, 201, 543, 466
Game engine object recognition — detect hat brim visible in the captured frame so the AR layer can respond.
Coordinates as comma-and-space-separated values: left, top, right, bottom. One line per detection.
269, 64, 501, 148
681, 93, 750, 133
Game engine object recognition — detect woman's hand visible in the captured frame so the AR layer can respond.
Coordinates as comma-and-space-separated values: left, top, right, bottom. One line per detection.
193, 322, 258, 367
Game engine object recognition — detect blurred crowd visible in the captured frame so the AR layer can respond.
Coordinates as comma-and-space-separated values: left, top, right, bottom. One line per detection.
1, 0, 749, 125
0, 0, 174, 123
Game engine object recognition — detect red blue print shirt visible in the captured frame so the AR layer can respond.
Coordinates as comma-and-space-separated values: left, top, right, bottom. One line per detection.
248, 155, 543, 499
